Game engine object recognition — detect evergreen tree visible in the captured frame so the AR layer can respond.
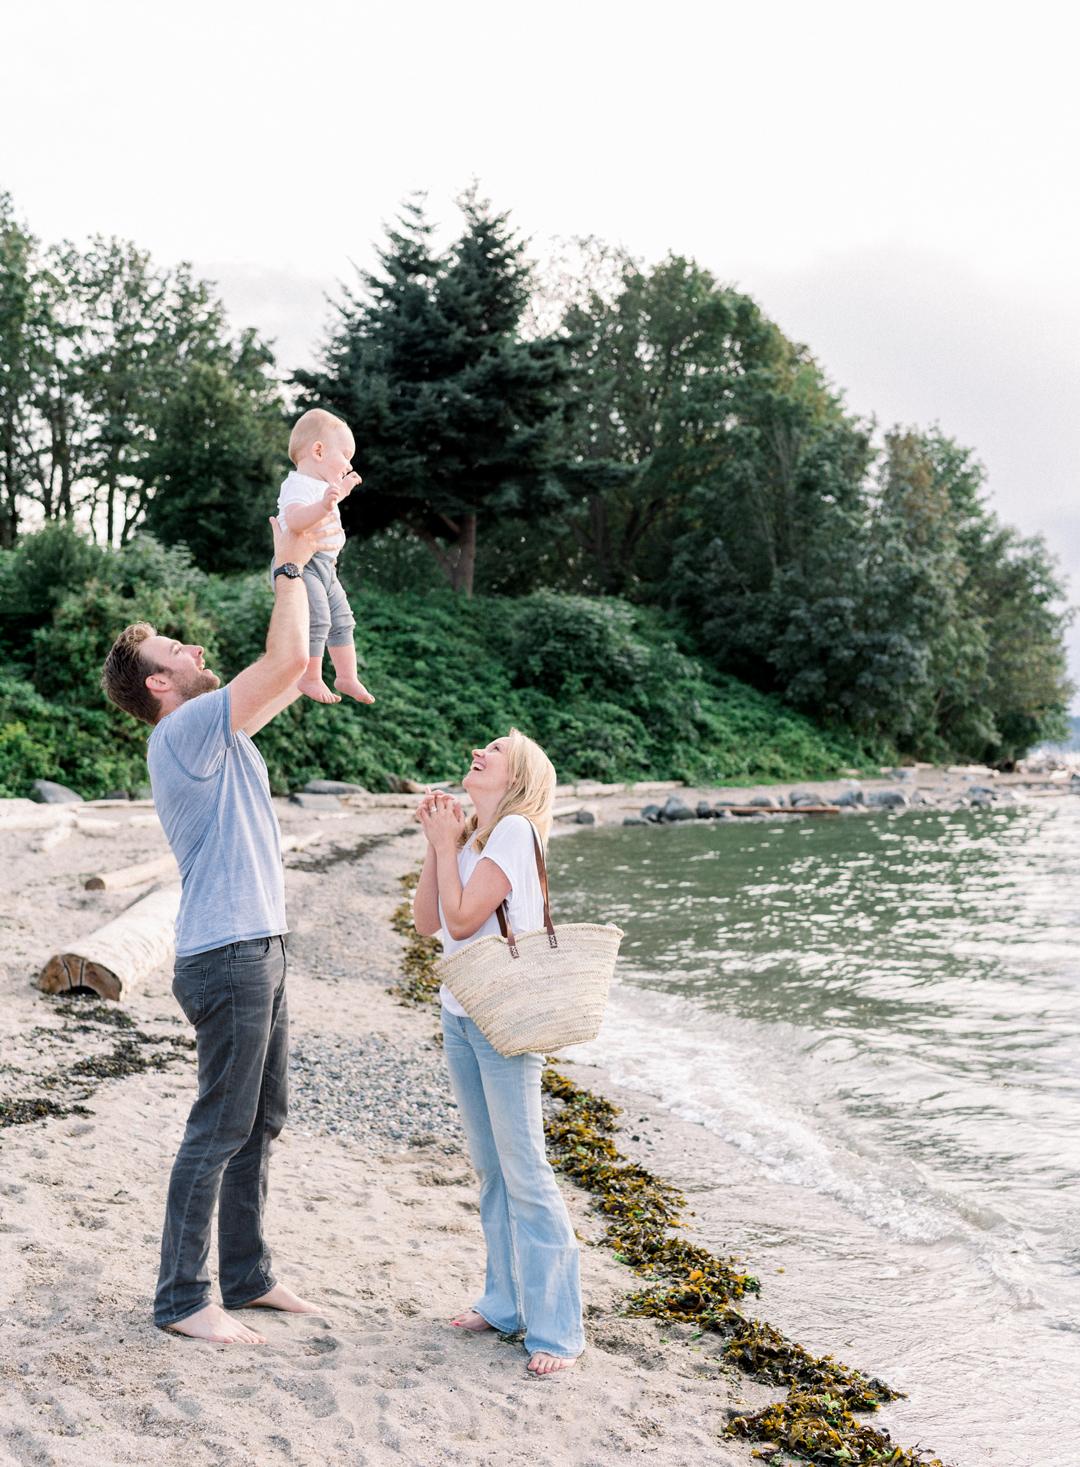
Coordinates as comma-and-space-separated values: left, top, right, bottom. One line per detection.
141, 333, 287, 573
294, 191, 570, 595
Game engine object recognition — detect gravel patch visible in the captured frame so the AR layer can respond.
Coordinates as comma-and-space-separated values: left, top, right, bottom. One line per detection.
289, 1031, 465, 1150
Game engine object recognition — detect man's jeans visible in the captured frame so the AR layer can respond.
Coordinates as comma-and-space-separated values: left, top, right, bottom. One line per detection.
154, 936, 288, 1328
442, 1010, 585, 1359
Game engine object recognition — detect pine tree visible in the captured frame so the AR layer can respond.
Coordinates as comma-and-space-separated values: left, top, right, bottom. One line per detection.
294, 191, 569, 595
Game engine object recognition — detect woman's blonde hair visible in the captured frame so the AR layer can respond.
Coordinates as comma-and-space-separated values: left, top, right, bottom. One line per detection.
464, 727, 557, 853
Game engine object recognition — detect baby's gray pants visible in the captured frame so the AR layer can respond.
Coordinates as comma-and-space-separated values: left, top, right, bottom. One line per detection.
302, 552, 355, 658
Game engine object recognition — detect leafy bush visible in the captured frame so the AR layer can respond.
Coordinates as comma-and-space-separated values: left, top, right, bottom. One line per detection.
0, 527, 877, 799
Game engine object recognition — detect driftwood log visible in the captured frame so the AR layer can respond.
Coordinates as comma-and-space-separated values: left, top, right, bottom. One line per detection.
42, 830, 326, 1002
38, 885, 181, 1002
724, 805, 841, 816
85, 854, 179, 891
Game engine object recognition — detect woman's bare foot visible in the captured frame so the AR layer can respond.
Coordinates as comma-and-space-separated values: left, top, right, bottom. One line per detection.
164, 1303, 265, 1344
449, 1308, 495, 1332
297, 676, 341, 704
333, 676, 375, 704
241, 1283, 325, 1314
527, 1352, 578, 1376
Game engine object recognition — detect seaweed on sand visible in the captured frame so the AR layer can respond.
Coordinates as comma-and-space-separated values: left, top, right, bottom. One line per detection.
540, 1068, 943, 1465
0, 1098, 90, 1128
388, 866, 443, 1006
727, 1392, 945, 1465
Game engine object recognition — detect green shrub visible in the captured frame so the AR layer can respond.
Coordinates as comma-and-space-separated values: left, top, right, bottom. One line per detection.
0, 528, 878, 798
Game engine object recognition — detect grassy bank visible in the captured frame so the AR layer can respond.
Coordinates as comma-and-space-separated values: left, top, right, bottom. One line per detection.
0, 531, 878, 800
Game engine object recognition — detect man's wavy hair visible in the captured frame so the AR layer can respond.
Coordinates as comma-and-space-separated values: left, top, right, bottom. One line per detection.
101, 622, 166, 726
462, 727, 557, 854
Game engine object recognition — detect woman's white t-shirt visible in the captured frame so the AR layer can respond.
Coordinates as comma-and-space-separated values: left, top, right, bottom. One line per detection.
438, 814, 545, 1016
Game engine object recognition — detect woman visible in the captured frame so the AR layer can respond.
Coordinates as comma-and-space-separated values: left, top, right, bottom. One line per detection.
413, 728, 584, 1376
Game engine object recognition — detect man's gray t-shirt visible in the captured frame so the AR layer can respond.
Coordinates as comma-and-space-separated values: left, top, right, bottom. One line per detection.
147, 686, 286, 957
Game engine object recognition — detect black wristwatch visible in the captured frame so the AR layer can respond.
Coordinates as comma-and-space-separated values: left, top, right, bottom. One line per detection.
273, 562, 302, 581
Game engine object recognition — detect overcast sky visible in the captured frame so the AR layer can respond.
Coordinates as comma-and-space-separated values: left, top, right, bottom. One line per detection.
4, 0, 1079, 701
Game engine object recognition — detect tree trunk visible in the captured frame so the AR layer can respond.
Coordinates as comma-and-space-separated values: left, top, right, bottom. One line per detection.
412, 512, 478, 596
451, 513, 477, 596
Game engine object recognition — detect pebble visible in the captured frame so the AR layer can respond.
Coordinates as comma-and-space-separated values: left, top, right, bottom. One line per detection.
289, 1031, 465, 1149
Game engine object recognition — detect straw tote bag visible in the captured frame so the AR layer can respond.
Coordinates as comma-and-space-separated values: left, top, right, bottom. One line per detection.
436, 824, 624, 1057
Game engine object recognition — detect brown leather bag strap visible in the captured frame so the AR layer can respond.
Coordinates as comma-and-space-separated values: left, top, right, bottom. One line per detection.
494, 823, 556, 958
495, 900, 519, 958
529, 823, 558, 949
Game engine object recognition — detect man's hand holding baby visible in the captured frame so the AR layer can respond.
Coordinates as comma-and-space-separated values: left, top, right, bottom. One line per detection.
270, 512, 339, 572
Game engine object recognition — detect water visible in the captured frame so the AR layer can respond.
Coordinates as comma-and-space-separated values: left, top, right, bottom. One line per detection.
547, 804, 1080, 1466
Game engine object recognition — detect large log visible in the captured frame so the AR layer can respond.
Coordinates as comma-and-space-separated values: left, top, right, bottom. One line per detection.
0, 807, 80, 833
49, 830, 325, 1002
85, 854, 180, 891
38, 884, 181, 1002
85, 831, 319, 890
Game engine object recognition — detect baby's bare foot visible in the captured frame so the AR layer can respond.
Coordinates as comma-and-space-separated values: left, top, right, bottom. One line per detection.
297, 677, 341, 704
527, 1352, 578, 1375
449, 1308, 495, 1332
164, 1303, 265, 1345
240, 1284, 325, 1315
334, 676, 375, 704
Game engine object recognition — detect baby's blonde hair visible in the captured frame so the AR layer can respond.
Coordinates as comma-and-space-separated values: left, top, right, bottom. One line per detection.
288, 408, 352, 466
465, 727, 557, 854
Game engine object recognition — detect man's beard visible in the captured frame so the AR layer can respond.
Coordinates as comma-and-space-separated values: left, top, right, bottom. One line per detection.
174, 665, 221, 701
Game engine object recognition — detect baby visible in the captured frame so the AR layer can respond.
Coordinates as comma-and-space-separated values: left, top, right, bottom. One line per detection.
277, 409, 374, 705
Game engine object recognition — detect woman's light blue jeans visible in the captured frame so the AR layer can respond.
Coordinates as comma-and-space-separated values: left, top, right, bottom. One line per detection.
441, 1010, 585, 1359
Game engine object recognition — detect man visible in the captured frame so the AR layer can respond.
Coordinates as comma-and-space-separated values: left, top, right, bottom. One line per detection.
102, 514, 337, 1344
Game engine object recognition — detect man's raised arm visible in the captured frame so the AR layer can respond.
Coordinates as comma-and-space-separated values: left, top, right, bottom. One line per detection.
228, 516, 336, 737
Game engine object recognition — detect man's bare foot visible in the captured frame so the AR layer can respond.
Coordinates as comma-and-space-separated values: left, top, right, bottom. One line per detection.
164, 1303, 265, 1344
527, 1352, 578, 1375
333, 676, 375, 704
449, 1308, 495, 1332
297, 677, 341, 704
241, 1283, 326, 1314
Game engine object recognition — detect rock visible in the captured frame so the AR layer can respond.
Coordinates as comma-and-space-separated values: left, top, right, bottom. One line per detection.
135, 785, 152, 799
712, 807, 732, 819
788, 788, 815, 805
834, 789, 865, 807
289, 792, 343, 810
866, 788, 909, 808
640, 804, 662, 823
303, 779, 367, 796
575, 807, 596, 825
968, 785, 996, 797
696, 801, 715, 819
31, 779, 83, 805
749, 795, 780, 808
661, 796, 696, 822
887, 768, 917, 782
102, 789, 130, 801
622, 814, 649, 826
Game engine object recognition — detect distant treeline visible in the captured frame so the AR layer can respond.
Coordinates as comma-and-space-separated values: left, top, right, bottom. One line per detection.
0, 188, 1071, 772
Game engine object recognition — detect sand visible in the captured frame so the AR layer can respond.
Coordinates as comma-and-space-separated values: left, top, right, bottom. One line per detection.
0, 768, 1021, 1464
0, 788, 783, 1467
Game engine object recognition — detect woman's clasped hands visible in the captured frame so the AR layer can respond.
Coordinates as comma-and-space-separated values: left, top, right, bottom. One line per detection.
416, 787, 465, 848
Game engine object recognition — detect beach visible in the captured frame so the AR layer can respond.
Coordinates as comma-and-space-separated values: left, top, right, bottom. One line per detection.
0, 788, 791, 1467
5, 768, 1059, 1465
